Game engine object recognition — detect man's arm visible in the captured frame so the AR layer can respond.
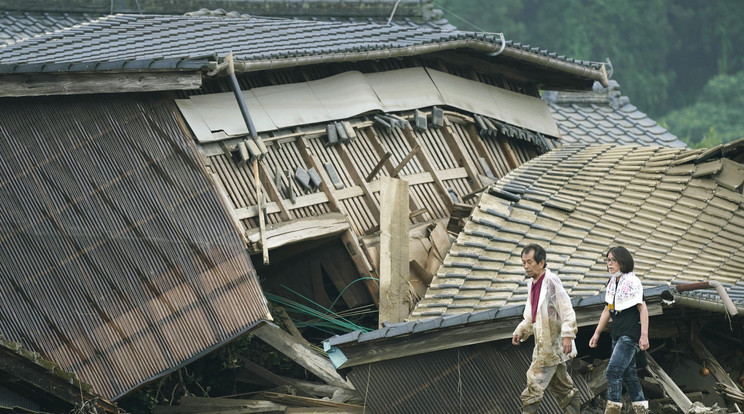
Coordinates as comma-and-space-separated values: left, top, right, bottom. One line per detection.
589, 306, 610, 348
552, 278, 577, 354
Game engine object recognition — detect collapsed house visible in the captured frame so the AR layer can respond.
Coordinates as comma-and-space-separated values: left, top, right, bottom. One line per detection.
326, 141, 744, 413
0, 0, 697, 413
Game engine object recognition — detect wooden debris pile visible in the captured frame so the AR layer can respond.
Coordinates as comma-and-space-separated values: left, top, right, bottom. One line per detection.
578, 320, 744, 414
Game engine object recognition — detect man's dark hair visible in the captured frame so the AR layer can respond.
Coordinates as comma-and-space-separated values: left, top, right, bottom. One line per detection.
521, 243, 547, 267
608, 246, 634, 273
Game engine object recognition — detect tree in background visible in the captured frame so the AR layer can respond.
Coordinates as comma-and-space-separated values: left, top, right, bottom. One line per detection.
660, 70, 744, 148
434, 0, 744, 146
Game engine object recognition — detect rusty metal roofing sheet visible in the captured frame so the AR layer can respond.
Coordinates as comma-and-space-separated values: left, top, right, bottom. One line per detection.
0, 94, 270, 399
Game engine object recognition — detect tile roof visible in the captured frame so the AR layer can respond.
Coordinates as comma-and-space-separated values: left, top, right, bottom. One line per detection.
544, 80, 687, 148
411, 141, 744, 318
0, 1, 456, 46
0, 11, 97, 45
0, 13, 605, 80
326, 285, 668, 350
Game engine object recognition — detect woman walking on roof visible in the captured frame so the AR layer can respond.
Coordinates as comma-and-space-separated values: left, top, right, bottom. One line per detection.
589, 246, 650, 414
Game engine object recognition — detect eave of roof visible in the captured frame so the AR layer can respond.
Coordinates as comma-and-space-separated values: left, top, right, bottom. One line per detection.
323, 286, 669, 368
0, 14, 608, 90
544, 80, 688, 148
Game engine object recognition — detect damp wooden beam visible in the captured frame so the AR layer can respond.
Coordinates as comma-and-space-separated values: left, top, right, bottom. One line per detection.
0, 72, 202, 97
253, 323, 353, 390
245, 212, 349, 253
645, 353, 692, 413
0, 346, 119, 413
689, 333, 743, 411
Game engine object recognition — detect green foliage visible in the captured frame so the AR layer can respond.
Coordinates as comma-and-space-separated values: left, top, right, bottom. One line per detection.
432, 0, 744, 130
660, 70, 744, 147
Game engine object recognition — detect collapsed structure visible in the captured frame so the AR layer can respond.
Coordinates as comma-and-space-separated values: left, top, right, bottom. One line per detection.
4, 1, 732, 413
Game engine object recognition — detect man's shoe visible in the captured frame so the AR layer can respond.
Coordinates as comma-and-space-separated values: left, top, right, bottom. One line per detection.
522, 402, 540, 414
564, 394, 581, 414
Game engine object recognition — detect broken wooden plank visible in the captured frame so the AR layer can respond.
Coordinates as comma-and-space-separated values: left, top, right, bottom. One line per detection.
365, 151, 392, 182
645, 352, 692, 413
239, 357, 314, 398
253, 323, 353, 390
154, 396, 286, 413
689, 333, 742, 411
245, 213, 349, 253
378, 176, 410, 327
258, 392, 363, 410
340, 229, 379, 307
390, 144, 421, 178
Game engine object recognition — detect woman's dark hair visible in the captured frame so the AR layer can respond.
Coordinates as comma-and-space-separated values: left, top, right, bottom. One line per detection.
607, 246, 634, 273
522, 243, 547, 267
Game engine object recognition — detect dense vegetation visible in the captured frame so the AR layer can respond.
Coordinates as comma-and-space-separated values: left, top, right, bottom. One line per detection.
434, 0, 744, 147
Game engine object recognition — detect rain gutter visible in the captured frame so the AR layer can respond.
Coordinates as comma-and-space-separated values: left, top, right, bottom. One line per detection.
207, 40, 609, 87
663, 281, 739, 316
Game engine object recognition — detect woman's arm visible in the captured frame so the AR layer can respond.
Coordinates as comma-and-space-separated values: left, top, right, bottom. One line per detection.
638, 301, 649, 350
589, 306, 611, 348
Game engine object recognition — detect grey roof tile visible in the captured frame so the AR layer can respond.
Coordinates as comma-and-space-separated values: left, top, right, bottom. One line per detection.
545, 82, 687, 148
411, 143, 744, 318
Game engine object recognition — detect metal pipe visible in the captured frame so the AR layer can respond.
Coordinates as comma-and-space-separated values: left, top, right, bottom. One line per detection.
214, 39, 609, 87
674, 281, 738, 316
488, 32, 506, 57
225, 52, 258, 139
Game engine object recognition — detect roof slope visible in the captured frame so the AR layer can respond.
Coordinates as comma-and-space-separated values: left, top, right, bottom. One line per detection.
0, 13, 607, 90
412, 141, 744, 318
0, 1, 455, 45
0, 11, 97, 45
0, 94, 270, 399
0, 14, 504, 66
545, 80, 687, 148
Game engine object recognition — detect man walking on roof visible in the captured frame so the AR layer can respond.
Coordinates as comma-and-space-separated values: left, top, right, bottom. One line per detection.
512, 243, 581, 414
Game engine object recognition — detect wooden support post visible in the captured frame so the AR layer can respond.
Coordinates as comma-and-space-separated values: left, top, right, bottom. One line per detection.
645, 353, 692, 413
254, 159, 269, 265
378, 176, 410, 327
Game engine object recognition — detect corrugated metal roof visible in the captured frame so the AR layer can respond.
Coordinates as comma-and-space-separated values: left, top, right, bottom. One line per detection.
0, 94, 270, 399
411, 142, 744, 318
544, 80, 687, 149
345, 342, 592, 414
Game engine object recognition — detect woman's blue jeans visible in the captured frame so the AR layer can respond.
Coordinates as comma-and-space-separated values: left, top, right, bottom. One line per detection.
606, 335, 645, 403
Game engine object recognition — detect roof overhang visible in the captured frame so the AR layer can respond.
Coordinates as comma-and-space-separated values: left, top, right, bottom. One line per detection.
324, 286, 668, 369
0, 70, 203, 97
218, 41, 609, 90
